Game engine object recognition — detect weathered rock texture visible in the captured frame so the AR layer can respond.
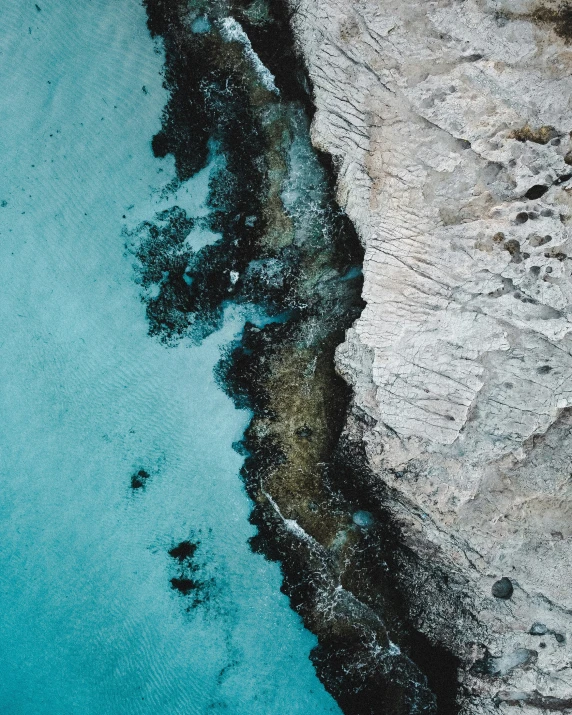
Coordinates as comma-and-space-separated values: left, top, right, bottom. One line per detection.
285, 0, 572, 712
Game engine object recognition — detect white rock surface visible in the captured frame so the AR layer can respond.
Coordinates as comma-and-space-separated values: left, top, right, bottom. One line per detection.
286, 0, 572, 711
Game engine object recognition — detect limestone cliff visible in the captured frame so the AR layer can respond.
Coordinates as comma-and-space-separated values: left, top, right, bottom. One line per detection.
285, 0, 572, 711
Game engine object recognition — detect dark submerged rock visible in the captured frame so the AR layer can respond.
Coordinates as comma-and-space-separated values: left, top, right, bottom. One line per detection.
167, 536, 211, 608
131, 469, 150, 490
170, 577, 199, 595
168, 540, 199, 563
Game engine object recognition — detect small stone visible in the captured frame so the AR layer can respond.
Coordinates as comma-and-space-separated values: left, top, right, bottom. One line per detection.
554, 632, 565, 643
492, 577, 514, 599
529, 622, 548, 635
295, 426, 313, 439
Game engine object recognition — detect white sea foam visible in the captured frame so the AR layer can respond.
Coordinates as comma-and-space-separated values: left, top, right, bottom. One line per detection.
219, 17, 279, 94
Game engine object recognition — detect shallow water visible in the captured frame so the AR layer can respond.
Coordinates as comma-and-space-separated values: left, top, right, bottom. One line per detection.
0, 2, 341, 712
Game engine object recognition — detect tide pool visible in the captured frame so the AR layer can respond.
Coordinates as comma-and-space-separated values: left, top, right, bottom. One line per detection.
0, 1, 341, 713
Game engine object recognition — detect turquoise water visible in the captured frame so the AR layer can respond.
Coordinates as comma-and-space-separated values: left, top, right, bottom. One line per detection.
0, 2, 341, 713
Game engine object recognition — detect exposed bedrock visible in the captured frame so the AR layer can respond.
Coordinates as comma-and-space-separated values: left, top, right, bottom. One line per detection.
285, 0, 572, 712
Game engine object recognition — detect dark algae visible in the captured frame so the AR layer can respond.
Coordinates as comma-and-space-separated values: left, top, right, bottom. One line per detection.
168, 537, 210, 607
170, 577, 200, 595
138, 0, 460, 712
131, 469, 151, 490
169, 540, 199, 562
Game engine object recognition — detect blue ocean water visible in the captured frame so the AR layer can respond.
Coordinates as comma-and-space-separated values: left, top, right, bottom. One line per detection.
0, 1, 341, 713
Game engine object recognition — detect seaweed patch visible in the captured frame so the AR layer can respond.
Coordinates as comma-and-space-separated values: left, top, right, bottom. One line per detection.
131, 469, 151, 490
168, 537, 212, 608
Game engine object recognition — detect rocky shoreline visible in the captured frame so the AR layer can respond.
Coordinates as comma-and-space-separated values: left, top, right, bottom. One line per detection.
284, 1, 572, 713
136, 1, 466, 713
133, 0, 572, 712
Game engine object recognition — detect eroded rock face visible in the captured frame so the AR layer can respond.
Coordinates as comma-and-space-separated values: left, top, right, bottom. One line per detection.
285, 0, 572, 711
